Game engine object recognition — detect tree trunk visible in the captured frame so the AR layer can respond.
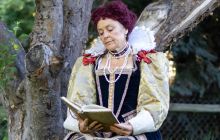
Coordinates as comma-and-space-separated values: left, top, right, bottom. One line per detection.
1, 0, 94, 139
0, 0, 219, 139
59, 0, 94, 121
24, 0, 94, 139
24, 0, 64, 139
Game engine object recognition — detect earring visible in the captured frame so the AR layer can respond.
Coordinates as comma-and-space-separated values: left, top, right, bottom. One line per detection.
125, 30, 128, 38
125, 32, 128, 37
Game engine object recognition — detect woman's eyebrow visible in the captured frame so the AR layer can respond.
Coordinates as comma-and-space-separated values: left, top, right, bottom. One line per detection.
97, 28, 103, 31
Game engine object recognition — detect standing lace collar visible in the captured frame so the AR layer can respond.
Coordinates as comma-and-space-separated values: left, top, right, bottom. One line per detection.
85, 26, 156, 56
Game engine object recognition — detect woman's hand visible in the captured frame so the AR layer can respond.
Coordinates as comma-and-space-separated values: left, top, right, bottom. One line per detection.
78, 117, 103, 134
110, 122, 133, 136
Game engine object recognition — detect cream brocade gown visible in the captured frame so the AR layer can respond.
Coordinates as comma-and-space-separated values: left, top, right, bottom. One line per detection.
64, 52, 169, 140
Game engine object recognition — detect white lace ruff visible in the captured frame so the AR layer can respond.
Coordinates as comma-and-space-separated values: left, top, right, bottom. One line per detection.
85, 26, 156, 56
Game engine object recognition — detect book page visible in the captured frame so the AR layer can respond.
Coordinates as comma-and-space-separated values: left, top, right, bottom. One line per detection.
82, 104, 112, 112
61, 97, 82, 113
61, 96, 119, 131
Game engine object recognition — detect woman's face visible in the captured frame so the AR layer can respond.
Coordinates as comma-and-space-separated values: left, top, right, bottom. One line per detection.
97, 18, 128, 52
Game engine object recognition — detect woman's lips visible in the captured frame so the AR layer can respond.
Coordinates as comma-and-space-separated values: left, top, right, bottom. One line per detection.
105, 41, 113, 45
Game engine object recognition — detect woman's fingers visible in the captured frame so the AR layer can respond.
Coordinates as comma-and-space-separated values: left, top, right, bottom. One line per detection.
93, 123, 103, 131
84, 118, 89, 128
115, 123, 132, 130
110, 126, 125, 135
89, 121, 103, 131
79, 119, 103, 133
80, 120, 133, 135
88, 121, 98, 129
79, 118, 89, 132
110, 123, 133, 136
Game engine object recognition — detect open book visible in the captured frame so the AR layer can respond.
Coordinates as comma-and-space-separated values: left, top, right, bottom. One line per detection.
61, 96, 119, 131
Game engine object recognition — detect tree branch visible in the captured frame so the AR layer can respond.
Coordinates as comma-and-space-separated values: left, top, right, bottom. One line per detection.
156, 0, 220, 51
0, 21, 27, 140
0, 22, 26, 105
136, 0, 220, 51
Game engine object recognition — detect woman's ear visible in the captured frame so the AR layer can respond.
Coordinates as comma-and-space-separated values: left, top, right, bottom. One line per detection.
124, 29, 128, 38
125, 29, 128, 35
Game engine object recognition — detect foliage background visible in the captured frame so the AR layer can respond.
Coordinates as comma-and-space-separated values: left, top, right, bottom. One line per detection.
0, 0, 219, 139
170, 8, 220, 103
0, 0, 35, 38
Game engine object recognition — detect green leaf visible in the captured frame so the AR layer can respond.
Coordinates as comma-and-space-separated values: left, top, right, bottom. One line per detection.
13, 43, 20, 50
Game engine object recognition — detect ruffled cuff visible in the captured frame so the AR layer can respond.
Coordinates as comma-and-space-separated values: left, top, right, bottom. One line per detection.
128, 109, 155, 135
63, 110, 80, 132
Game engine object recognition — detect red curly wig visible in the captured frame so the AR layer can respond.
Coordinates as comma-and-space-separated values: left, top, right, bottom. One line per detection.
91, 0, 137, 34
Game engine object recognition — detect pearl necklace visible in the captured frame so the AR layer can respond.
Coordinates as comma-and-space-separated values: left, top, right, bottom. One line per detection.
103, 46, 131, 84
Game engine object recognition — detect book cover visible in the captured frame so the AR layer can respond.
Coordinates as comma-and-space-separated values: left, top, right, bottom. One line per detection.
61, 96, 119, 131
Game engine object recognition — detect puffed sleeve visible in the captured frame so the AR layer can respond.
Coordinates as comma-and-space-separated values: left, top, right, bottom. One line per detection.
129, 52, 169, 134
63, 56, 97, 131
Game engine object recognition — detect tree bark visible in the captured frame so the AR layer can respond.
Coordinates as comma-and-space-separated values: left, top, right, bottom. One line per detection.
1, 0, 94, 139
0, 21, 26, 140
0, 0, 219, 139
24, 0, 64, 139
59, 0, 94, 120
136, 0, 220, 51
24, 0, 94, 139
155, 0, 220, 51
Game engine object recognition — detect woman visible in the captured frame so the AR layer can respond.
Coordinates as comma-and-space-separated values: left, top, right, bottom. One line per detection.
64, 1, 169, 140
